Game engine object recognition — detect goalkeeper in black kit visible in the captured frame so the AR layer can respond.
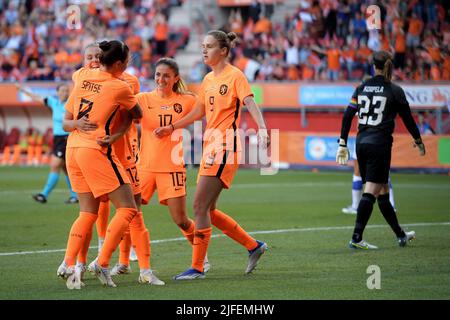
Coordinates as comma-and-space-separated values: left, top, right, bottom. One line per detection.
336, 51, 426, 250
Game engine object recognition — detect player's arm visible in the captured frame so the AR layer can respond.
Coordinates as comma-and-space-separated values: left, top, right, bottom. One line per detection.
154, 100, 206, 138
63, 113, 98, 133
339, 104, 358, 144
15, 84, 45, 105
97, 107, 133, 147
244, 95, 270, 147
336, 91, 359, 165
116, 83, 142, 121
62, 93, 98, 133
96, 86, 142, 147
395, 86, 425, 155
96, 107, 139, 147
128, 103, 143, 120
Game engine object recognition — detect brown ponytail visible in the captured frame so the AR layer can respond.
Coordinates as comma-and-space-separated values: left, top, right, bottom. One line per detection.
382, 59, 393, 82
372, 50, 394, 82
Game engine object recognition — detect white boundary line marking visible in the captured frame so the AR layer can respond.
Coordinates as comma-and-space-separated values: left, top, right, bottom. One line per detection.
1, 181, 450, 196
1, 221, 449, 257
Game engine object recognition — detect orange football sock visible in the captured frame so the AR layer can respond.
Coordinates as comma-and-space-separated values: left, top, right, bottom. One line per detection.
11, 144, 21, 164
191, 227, 212, 272
98, 207, 137, 268
180, 219, 195, 245
76, 229, 93, 264
129, 212, 151, 270
119, 228, 131, 266
1, 145, 10, 164
64, 212, 97, 266
210, 209, 257, 251
96, 200, 110, 239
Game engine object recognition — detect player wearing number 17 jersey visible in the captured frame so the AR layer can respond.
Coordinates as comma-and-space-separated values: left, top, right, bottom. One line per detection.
336, 50, 426, 250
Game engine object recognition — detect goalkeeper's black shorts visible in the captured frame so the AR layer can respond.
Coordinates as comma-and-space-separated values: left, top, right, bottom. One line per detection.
356, 143, 391, 185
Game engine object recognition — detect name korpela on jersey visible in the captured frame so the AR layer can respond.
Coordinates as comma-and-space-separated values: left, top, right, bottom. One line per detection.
363, 86, 384, 93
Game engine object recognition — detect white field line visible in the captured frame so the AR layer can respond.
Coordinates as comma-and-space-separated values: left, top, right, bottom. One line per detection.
1, 181, 449, 196
1, 221, 449, 257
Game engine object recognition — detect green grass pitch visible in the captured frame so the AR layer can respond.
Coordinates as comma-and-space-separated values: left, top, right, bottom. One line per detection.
0, 166, 449, 300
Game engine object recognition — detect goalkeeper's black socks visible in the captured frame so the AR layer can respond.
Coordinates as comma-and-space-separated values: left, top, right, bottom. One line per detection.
352, 193, 376, 242
378, 193, 406, 238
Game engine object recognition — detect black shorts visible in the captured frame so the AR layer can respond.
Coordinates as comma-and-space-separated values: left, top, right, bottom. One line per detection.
53, 135, 68, 159
356, 143, 391, 184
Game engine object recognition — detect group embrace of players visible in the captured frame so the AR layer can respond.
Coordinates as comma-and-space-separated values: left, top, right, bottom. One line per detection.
56, 30, 269, 290
54, 28, 426, 290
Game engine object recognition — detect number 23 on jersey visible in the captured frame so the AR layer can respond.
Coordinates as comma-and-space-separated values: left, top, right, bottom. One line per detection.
358, 95, 387, 126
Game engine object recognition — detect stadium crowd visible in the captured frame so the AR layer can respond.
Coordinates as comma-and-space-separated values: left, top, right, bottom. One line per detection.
1, 1, 449, 82
224, 0, 450, 82
0, 0, 188, 82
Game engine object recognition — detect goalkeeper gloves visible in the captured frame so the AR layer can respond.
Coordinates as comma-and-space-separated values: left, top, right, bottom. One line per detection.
414, 138, 426, 156
336, 138, 349, 165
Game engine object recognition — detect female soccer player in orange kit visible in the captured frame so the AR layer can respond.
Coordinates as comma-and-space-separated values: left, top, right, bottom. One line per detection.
61, 42, 163, 287
57, 40, 143, 289
155, 31, 269, 280
77, 43, 139, 266
110, 57, 211, 276
75, 43, 140, 274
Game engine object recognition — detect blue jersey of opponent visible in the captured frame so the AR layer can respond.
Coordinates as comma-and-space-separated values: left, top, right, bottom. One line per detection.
45, 96, 68, 136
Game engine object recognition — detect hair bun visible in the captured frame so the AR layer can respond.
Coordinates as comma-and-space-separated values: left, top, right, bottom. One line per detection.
227, 32, 237, 42
99, 40, 111, 51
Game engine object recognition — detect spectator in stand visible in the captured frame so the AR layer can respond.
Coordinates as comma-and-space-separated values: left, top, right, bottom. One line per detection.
153, 13, 169, 58
442, 50, 450, 80
253, 13, 272, 36
327, 41, 341, 81
249, 0, 262, 24
341, 44, 356, 80
417, 112, 436, 135
0, 0, 448, 83
351, 12, 367, 45
394, 29, 406, 70
285, 38, 299, 67
229, 9, 244, 37
258, 57, 274, 80
323, 0, 338, 40
336, 0, 351, 39
0, 1, 187, 81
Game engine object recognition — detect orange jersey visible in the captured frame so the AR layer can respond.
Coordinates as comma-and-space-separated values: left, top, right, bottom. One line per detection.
197, 64, 253, 152
111, 72, 141, 166
65, 67, 137, 150
327, 49, 340, 71
120, 72, 140, 94
137, 91, 196, 172
110, 109, 139, 166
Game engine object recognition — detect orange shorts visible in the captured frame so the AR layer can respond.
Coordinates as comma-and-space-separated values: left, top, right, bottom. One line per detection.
66, 147, 130, 198
197, 150, 239, 189
140, 170, 186, 205
123, 163, 141, 195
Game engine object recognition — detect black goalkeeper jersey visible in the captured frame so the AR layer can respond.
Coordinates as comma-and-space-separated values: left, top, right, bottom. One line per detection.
340, 75, 421, 146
